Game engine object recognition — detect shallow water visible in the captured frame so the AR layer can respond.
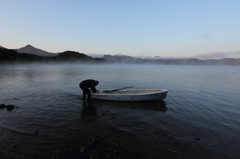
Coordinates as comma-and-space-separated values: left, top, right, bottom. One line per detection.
0, 64, 240, 159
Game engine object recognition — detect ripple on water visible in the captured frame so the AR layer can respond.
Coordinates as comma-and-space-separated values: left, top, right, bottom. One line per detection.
0, 64, 240, 158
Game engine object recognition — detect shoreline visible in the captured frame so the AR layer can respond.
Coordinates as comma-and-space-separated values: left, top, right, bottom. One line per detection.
0, 125, 232, 159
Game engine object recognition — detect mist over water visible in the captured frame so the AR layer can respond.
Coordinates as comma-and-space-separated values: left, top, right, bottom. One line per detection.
0, 64, 240, 158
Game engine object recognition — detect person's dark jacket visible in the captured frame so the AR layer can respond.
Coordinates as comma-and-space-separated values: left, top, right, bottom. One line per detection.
79, 79, 97, 93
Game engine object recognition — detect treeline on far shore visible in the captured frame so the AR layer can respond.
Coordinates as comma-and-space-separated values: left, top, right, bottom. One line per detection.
1, 47, 240, 65
0, 48, 105, 63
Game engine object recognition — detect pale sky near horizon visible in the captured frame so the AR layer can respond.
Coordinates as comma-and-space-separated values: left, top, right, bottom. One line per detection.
1, 0, 240, 58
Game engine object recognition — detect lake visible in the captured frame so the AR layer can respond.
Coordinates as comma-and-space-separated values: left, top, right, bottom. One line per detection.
0, 64, 240, 159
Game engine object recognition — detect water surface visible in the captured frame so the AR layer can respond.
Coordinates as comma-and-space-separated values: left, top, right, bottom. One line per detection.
0, 64, 239, 159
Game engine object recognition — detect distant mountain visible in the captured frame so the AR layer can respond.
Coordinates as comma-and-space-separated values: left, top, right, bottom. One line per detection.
102, 54, 240, 65
0, 48, 105, 63
55, 51, 91, 60
87, 53, 104, 58
0, 47, 45, 62
15, 45, 56, 57
0, 45, 5, 49
54, 51, 103, 62
135, 56, 189, 60
88, 53, 189, 60
193, 51, 240, 59
103, 54, 142, 63
103, 54, 190, 63
1, 47, 240, 65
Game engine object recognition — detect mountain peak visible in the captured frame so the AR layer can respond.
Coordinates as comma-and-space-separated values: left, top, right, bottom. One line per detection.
0, 45, 6, 49
25, 44, 34, 48
15, 45, 56, 57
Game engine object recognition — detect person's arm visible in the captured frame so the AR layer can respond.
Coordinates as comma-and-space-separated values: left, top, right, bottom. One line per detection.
91, 83, 97, 93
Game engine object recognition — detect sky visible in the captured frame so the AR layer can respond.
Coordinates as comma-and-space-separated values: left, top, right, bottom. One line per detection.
1, 0, 240, 58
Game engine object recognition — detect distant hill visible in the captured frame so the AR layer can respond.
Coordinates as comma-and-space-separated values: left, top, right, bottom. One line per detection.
0, 48, 45, 62
103, 54, 142, 63
193, 51, 240, 59
0, 48, 105, 63
55, 51, 105, 63
55, 51, 91, 61
1, 44, 240, 65
102, 54, 240, 65
15, 45, 56, 57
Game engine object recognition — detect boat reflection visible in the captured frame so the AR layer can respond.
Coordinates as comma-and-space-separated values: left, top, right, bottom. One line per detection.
92, 100, 167, 112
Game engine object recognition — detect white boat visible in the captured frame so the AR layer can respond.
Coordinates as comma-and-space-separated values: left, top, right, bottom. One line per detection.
92, 89, 168, 101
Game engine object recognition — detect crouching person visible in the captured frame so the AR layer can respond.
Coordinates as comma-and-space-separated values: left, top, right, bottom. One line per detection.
79, 79, 99, 102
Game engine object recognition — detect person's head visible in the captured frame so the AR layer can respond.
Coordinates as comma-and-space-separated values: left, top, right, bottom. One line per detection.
95, 80, 99, 86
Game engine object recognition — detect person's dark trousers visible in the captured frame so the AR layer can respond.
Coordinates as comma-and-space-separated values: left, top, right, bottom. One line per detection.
80, 86, 91, 101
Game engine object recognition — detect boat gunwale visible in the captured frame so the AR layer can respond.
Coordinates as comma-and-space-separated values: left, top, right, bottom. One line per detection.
93, 89, 168, 96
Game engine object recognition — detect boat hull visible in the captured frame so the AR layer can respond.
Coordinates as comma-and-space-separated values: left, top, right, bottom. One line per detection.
92, 89, 168, 101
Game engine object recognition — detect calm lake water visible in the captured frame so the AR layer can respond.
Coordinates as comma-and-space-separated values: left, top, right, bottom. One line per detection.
0, 64, 240, 159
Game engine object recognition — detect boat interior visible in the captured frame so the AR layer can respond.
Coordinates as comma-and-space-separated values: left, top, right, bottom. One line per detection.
102, 89, 164, 94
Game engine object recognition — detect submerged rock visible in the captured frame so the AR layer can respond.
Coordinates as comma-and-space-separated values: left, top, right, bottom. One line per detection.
0, 104, 6, 109
6, 105, 15, 111
194, 137, 201, 141
0, 104, 16, 111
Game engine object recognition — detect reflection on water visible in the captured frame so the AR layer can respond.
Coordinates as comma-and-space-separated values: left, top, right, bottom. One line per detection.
1, 64, 240, 159
93, 100, 167, 112
81, 101, 97, 120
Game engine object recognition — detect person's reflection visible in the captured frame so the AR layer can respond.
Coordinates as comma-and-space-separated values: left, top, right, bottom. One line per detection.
81, 101, 97, 120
